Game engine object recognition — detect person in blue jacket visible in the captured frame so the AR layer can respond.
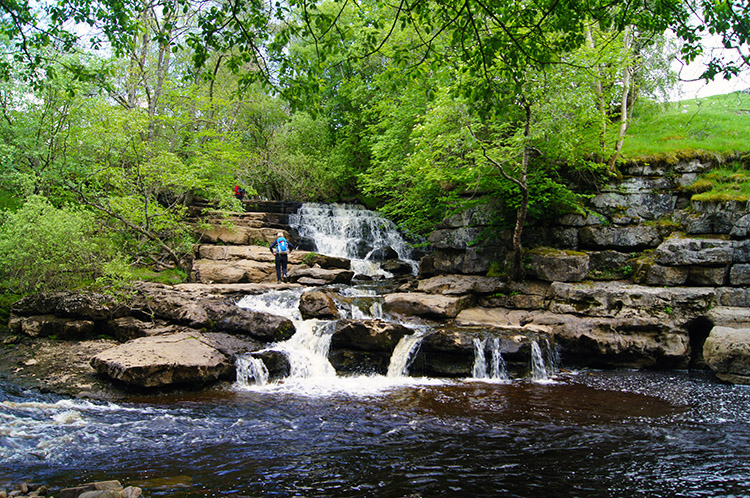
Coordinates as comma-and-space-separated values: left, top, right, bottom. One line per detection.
270, 232, 294, 283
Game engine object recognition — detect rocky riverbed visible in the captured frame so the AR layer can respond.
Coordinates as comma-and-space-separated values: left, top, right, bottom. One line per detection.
0, 479, 142, 498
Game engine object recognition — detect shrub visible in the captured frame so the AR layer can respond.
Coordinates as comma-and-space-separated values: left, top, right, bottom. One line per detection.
0, 196, 122, 293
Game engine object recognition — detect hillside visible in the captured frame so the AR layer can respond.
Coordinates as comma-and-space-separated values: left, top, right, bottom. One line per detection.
624, 91, 750, 158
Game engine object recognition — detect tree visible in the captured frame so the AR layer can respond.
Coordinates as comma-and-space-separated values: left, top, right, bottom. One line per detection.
250, 0, 748, 279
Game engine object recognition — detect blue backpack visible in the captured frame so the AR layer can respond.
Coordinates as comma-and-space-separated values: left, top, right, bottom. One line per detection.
277, 237, 288, 253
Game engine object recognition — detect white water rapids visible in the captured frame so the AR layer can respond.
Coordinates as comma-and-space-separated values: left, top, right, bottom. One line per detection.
233, 289, 446, 397
288, 203, 420, 277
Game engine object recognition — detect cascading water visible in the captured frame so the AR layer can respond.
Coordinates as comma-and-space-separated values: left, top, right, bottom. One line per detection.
490, 338, 510, 380
472, 338, 489, 379
288, 203, 419, 277
236, 356, 269, 386
386, 327, 428, 378
4, 201, 750, 496
530, 340, 550, 381
472, 337, 509, 381
233, 287, 439, 395
234, 290, 337, 389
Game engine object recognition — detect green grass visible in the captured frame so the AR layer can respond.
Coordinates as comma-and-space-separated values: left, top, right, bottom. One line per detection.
685, 164, 750, 202
623, 91, 750, 158
130, 267, 188, 285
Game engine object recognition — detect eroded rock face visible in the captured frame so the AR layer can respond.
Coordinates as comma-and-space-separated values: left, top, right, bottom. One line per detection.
654, 236, 733, 266
417, 275, 503, 295
90, 331, 234, 388
9, 315, 95, 339
579, 226, 662, 250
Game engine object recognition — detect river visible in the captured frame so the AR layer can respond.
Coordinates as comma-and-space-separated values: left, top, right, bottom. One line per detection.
2, 369, 749, 497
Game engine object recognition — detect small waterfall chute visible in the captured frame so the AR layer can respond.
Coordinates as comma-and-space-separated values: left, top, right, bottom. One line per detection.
276, 320, 337, 379
387, 328, 428, 378
472, 338, 489, 379
490, 337, 510, 381
530, 340, 549, 382
236, 355, 270, 386
472, 337, 509, 381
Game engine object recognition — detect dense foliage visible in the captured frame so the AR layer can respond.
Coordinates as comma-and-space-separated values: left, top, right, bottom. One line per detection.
0, 0, 748, 292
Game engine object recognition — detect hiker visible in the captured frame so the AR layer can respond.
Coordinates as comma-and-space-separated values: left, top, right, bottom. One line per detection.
270, 232, 294, 283
234, 185, 246, 200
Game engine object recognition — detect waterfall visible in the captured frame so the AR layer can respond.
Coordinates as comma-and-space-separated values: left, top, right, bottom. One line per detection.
530, 340, 549, 381
472, 338, 489, 379
276, 320, 337, 379
236, 355, 269, 386
288, 203, 419, 277
236, 291, 337, 384
337, 287, 385, 320
387, 329, 427, 378
490, 337, 510, 380
545, 338, 561, 373
472, 337, 509, 381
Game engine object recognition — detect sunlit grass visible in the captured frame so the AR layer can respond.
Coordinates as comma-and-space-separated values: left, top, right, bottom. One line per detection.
685, 164, 750, 202
623, 91, 750, 158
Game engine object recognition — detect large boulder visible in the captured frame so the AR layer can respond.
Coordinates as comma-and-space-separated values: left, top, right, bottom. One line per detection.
90, 331, 234, 388
527, 247, 590, 282
190, 259, 275, 283
548, 281, 716, 320
214, 307, 296, 342
408, 329, 475, 377
299, 290, 339, 320
288, 267, 355, 285
328, 319, 412, 374
330, 319, 411, 351
703, 326, 750, 384
383, 293, 471, 319
579, 226, 662, 250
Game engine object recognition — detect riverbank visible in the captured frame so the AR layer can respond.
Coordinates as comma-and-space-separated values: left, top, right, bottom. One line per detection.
0, 480, 141, 498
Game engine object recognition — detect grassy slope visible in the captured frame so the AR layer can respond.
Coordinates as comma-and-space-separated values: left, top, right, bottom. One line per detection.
622, 91, 750, 158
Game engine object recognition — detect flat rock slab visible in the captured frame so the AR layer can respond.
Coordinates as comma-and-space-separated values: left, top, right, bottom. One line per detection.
417, 275, 504, 295
455, 308, 551, 334
90, 331, 233, 388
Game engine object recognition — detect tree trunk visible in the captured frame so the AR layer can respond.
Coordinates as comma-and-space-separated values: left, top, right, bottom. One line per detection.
147, 6, 173, 142
585, 26, 607, 155
608, 26, 632, 170
509, 102, 532, 282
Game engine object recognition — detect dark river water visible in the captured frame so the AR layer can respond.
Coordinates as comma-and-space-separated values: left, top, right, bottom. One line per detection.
2, 370, 749, 498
